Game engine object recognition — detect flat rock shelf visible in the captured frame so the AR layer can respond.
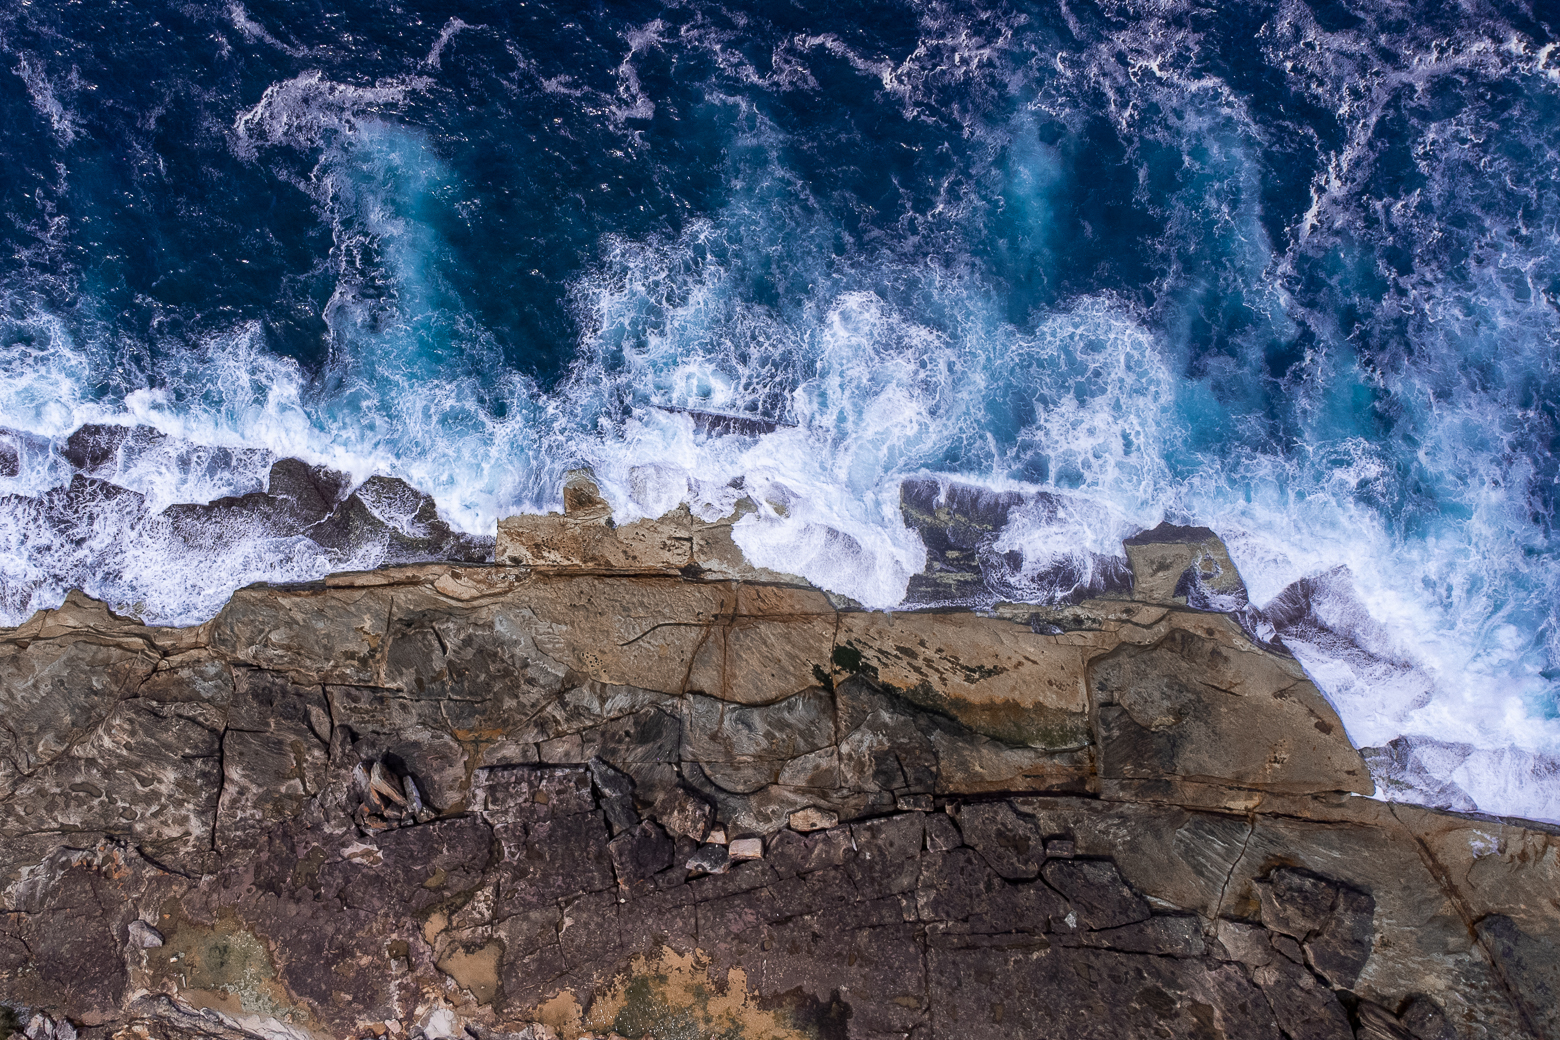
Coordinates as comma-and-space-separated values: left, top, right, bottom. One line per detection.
2, 483, 1557, 1040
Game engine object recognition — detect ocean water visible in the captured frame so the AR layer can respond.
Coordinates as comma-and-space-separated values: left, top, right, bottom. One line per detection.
1, 0, 1559, 821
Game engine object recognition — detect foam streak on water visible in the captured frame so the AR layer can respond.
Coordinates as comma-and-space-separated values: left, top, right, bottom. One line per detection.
0, 0, 1558, 822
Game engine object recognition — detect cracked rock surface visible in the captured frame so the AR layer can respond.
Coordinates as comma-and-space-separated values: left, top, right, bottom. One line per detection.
1, 513, 1557, 1040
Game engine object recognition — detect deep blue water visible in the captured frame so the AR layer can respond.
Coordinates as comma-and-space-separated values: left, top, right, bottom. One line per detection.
2, 0, 1559, 819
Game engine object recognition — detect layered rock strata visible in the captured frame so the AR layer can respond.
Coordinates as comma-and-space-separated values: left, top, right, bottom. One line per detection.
1, 488, 1557, 1040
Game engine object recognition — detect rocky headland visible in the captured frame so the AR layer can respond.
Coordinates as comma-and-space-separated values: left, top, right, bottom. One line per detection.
2, 472, 1558, 1040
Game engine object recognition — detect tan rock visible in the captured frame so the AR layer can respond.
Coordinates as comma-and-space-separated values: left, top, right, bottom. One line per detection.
210, 584, 392, 686
686, 584, 836, 705
835, 611, 1093, 748
727, 837, 763, 860
788, 807, 838, 832
1122, 523, 1244, 606
1090, 622, 1372, 796
519, 575, 728, 693
0, 635, 160, 799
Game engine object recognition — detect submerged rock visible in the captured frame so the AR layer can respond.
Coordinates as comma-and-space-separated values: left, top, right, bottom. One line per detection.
899, 478, 1134, 608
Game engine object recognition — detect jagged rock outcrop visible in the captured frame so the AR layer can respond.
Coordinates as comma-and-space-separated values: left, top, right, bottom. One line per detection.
1, 493, 1557, 1040
0, 426, 492, 619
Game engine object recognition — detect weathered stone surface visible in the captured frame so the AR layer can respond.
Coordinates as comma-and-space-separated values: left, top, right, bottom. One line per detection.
898, 479, 1133, 608
0, 630, 159, 798
1122, 522, 1246, 609
1091, 622, 1373, 795
2, 521, 1558, 1040
496, 471, 805, 586
836, 611, 1092, 748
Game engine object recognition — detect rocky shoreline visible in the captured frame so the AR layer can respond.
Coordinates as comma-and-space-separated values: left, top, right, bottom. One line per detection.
2, 476, 1558, 1040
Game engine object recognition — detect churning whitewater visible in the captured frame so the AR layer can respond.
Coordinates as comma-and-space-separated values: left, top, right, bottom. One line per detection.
0, 1, 1558, 823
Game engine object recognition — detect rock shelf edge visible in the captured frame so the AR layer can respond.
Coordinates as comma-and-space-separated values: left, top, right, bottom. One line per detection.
1, 483, 1557, 1040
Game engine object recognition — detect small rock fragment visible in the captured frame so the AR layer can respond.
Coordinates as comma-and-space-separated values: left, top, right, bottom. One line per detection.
24, 1015, 75, 1040
306, 704, 332, 744
127, 919, 165, 948
588, 756, 639, 834
371, 760, 408, 805
687, 843, 732, 875
1212, 919, 1275, 967
789, 807, 838, 832
1045, 838, 1076, 858
1271, 933, 1305, 963
707, 826, 728, 845
404, 774, 436, 824
656, 786, 714, 841
728, 837, 764, 860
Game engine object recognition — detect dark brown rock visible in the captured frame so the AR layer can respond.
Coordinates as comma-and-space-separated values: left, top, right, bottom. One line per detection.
608, 820, 675, 884
1476, 914, 1559, 1040
1255, 867, 1376, 988
957, 800, 1045, 879
1250, 957, 1353, 1040
1041, 858, 1152, 931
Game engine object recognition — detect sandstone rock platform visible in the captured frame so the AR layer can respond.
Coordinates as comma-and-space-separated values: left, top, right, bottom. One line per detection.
2, 486, 1557, 1040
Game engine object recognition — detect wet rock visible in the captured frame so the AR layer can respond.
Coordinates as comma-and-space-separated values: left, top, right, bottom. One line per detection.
1123, 522, 1246, 609
899, 479, 1132, 607
60, 423, 148, 474
309, 476, 491, 564
266, 457, 352, 521
1359, 736, 1482, 813
0, 431, 18, 478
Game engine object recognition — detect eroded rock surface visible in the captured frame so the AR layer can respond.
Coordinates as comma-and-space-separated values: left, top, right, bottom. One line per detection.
1, 518, 1556, 1040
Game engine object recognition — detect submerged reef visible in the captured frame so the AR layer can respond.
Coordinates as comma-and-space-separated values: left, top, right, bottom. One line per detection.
1, 478, 1557, 1040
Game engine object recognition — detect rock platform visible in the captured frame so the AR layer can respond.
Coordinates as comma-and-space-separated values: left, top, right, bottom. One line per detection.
2, 480, 1558, 1040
